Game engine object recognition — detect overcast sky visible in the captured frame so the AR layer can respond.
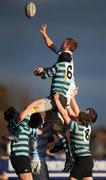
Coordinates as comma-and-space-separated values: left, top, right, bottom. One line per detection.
0, 0, 106, 127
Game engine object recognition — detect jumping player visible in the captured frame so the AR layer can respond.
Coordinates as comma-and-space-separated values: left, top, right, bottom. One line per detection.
20, 23, 79, 124
19, 23, 80, 172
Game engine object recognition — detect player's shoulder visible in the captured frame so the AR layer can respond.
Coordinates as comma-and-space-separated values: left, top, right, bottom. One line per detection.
57, 52, 72, 63
70, 120, 77, 131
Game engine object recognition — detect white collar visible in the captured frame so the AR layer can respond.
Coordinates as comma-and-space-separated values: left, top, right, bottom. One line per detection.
59, 50, 73, 56
64, 50, 73, 55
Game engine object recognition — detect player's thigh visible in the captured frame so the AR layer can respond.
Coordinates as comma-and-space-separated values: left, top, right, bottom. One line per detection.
35, 98, 53, 112
70, 174, 93, 180
83, 177, 93, 180
19, 172, 33, 180
69, 177, 77, 180
34, 99, 45, 111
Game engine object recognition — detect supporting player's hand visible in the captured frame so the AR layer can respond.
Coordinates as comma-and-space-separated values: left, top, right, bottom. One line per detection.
72, 87, 79, 97
33, 67, 44, 76
53, 92, 59, 101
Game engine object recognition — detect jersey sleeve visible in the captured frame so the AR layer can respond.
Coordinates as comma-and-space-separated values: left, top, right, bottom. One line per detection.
70, 120, 77, 133
41, 64, 58, 79
49, 43, 60, 55
18, 115, 31, 131
30, 128, 37, 137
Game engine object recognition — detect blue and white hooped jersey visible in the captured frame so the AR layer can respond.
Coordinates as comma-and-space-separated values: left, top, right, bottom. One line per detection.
43, 45, 76, 99
70, 120, 91, 157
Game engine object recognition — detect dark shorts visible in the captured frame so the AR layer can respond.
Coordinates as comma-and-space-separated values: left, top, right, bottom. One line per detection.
10, 155, 32, 175
47, 94, 67, 109
70, 156, 94, 179
58, 94, 67, 108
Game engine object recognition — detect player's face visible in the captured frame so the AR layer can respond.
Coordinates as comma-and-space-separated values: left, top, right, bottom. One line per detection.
60, 40, 69, 51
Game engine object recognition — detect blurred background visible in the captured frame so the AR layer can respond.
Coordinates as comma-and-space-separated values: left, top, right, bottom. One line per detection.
0, 0, 106, 178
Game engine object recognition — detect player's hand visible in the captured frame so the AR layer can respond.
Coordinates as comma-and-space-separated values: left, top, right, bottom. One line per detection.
37, 129, 43, 136
72, 87, 79, 97
19, 112, 26, 121
53, 92, 59, 101
33, 67, 44, 76
40, 23, 47, 36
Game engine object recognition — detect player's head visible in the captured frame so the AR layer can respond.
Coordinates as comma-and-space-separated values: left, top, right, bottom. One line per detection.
61, 38, 78, 52
4, 106, 19, 133
28, 113, 43, 128
78, 108, 98, 127
4, 106, 19, 122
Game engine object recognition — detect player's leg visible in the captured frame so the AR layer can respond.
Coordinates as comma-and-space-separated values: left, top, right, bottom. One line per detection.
48, 130, 73, 173
19, 98, 45, 120
46, 133, 60, 157
52, 110, 73, 169
19, 173, 33, 180
53, 93, 71, 124
19, 98, 53, 121
53, 118, 73, 173
70, 177, 77, 180
83, 177, 93, 180
70, 175, 94, 180
55, 120, 73, 173
58, 133, 73, 173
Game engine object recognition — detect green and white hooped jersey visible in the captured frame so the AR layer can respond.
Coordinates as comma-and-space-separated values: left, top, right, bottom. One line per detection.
70, 120, 91, 157
51, 60, 76, 99
11, 116, 36, 157
40, 50, 76, 101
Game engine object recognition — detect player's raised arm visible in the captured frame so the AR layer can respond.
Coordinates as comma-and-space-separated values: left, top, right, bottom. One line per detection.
33, 65, 57, 79
40, 23, 60, 54
40, 23, 53, 47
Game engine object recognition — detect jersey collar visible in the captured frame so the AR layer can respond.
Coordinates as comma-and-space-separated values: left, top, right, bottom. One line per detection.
64, 50, 73, 55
